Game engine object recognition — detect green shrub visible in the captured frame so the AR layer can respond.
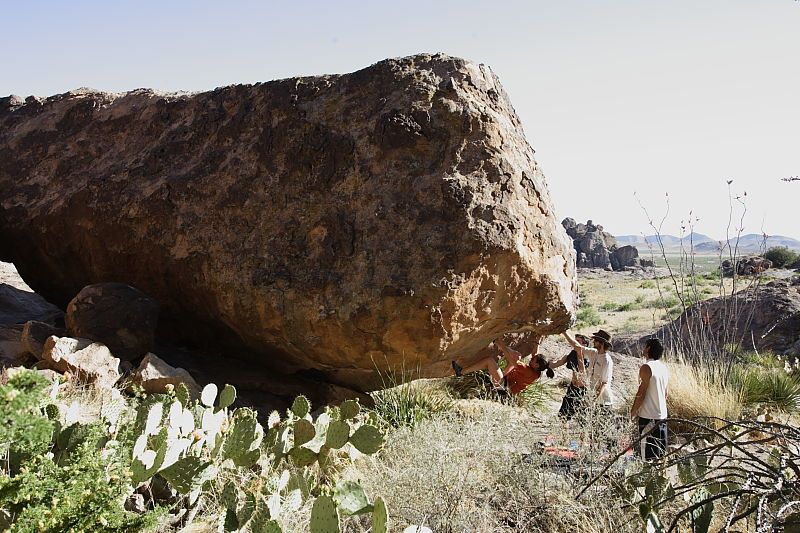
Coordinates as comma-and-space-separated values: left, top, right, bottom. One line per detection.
0, 430, 157, 532
0, 370, 156, 531
639, 280, 656, 289
576, 303, 602, 327
0, 371, 56, 473
370, 382, 453, 429
516, 381, 548, 410
648, 295, 680, 309
764, 246, 799, 268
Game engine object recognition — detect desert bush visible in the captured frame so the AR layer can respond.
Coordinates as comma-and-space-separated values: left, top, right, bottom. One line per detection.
0, 370, 157, 531
0, 371, 56, 473
764, 246, 798, 268
597, 418, 800, 533
640, 280, 656, 289
576, 303, 602, 328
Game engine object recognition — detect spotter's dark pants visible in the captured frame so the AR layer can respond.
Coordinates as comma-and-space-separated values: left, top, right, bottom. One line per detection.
558, 384, 587, 420
638, 417, 668, 459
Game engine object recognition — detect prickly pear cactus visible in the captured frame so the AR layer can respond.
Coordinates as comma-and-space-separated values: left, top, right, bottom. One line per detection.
310, 495, 341, 533
174, 382, 191, 407
338, 399, 360, 420
201, 383, 218, 407
372, 496, 389, 533
159, 455, 213, 494
218, 384, 237, 410
293, 418, 316, 447
290, 446, 318, 467
291, 395, 311, 418
325, 420, 350, 449
44, 403, 60, 421
349, 424, 384, 454
221, 409, 263, 467
333, 480, 372, 515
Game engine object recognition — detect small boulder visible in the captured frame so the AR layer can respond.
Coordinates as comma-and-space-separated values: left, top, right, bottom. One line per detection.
22, 321, 66, 359
132, 353, 200, 397
41, 336, 121, 389
66, 283, 159, 361
0, 324, 27, 365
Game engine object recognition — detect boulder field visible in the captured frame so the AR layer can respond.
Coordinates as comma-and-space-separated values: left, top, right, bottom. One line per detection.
0, 53, 576, 389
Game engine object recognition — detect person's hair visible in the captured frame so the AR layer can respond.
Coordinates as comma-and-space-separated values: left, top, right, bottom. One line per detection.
532, 354, 555, 378
645, 338, 664, 360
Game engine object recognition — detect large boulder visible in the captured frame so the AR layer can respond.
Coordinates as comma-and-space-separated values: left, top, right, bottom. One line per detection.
66, 283, 159, 361
0, 54, 576, 388
0, 283, 63, 326
610, 245, 640, 271
721, 256, 772, 277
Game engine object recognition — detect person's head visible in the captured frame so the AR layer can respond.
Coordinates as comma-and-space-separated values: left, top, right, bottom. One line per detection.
531, 354, 555, 378
591, 330, 613, 352
575, 334, 591, 347
644, 338, 664, 360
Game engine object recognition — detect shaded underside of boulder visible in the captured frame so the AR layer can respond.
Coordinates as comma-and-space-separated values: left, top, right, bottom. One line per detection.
0, 53, 576, 389
66, 282, 159, 361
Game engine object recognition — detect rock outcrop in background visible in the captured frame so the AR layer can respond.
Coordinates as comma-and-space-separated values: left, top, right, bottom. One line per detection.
562, 218, 650, 270
617, 277, 800, 359
0, 54, 576, 389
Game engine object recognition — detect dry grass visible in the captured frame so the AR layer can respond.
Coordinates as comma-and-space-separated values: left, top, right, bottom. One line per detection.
665, 361, 741, 421
349, 399, 638, 533
577, 271, 737, 334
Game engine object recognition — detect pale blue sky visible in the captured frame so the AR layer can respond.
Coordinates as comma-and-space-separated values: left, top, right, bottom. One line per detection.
2, 0, 798, 238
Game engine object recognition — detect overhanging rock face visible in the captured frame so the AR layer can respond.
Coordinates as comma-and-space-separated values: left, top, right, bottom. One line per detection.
0, 53, 576, 389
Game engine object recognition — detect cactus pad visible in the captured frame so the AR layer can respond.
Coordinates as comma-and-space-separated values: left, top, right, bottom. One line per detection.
221, 481, 238, 510
291, 395, 311, 418
159, 455, 213, 494
293, 418, 316, 446
174, 382, 191, 407
372, 496, 388, 533
218, 384, 237, 409
349, 425, 384, 454
333, 480, 372, 515
223, 409, 263, 466
310, 495, 341, 533
325, 420, 350, 449
201, 383, 218, 407
338, 399, 360, 420
44, 403, 60, 421
290, 446, 318, 467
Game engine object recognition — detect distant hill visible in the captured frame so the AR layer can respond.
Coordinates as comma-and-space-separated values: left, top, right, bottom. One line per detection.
616, 233, 800, 253
693, 235, 800, 253
616, 233, 714, 248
